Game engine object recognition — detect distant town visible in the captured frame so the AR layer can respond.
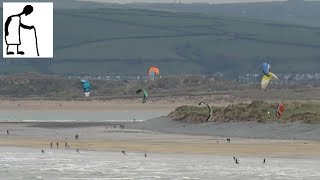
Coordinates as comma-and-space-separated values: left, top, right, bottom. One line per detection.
67, 73, 320, 85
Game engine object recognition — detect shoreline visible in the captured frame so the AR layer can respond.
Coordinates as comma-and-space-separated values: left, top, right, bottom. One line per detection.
0, 136, 319, 158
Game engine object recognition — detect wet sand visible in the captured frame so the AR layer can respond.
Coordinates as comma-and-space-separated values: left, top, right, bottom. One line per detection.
0, 122, 319, 158
0, 100, 178, 111
0, 99, 233, 111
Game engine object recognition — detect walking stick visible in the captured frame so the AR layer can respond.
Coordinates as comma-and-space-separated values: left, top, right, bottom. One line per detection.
33, 27, 39, 56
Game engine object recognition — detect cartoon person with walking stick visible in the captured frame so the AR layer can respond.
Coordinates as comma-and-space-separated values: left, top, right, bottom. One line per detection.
4, 5, 39, 56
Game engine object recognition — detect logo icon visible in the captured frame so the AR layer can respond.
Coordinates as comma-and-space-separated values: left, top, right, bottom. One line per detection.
3, 2, 53, 58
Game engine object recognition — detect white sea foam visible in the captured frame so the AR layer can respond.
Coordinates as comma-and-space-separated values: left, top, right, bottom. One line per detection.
0, 147, 319, 179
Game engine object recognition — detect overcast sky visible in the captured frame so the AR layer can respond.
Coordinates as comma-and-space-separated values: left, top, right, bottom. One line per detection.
78, 0, 318, 4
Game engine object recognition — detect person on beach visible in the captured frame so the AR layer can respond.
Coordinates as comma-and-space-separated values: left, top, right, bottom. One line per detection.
122, 150, 127, 155
263, 158, 266, 164
65, 142, 67, 149
75, 134, 79, 140
7, 130, 9, 135
235, 159, 239, 164
41, 150, 44, 153
50, 142, 53, 148
56, 142, 59, 148
145, 153, 147, 158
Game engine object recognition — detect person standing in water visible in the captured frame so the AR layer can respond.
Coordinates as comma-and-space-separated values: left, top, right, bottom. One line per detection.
263, 158, 266, 164
4, 5, 35, 55
235, 159, 239, 164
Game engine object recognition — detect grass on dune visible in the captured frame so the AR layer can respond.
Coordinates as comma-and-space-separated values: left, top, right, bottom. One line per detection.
169, 101, 320, 124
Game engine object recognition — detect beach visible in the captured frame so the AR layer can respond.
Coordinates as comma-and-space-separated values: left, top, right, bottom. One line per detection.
0, 101, 319, 179
0, 121, 320, 158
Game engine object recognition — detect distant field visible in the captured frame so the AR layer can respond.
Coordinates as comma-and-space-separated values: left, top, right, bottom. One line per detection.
1, 7, 320, 76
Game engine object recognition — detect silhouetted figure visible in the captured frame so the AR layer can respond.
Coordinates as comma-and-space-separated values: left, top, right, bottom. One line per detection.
235, 159, 239, 164
233, 156, 236, 161
4, 5, 34, 55
75, 134, 79, 140
145, 153, 147, 158
263, 158, 266, 164
41, 150, 44, 153
122, 150, 127, 155
217, 140, 218, 143
65, 142, 67, 149
50, 142, 53, 148
56, 142, 59, 148
6, 130, 9, 135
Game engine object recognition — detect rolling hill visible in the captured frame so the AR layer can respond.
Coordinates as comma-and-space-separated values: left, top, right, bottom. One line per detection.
1, 3, 320, 77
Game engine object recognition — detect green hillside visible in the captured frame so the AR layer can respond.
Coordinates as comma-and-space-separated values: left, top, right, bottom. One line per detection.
1, 7, 320, 76
169, 101, 320, 124
0, 73, 318, 101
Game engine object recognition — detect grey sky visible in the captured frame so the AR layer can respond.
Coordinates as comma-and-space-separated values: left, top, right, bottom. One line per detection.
78, 0, 318, 4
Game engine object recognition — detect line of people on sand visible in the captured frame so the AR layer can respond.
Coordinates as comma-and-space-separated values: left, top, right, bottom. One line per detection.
46, 134, 80, 153
216, 138, 231, 144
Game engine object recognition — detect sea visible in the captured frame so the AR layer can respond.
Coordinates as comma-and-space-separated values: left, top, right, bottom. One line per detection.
0, 147, 319, 180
